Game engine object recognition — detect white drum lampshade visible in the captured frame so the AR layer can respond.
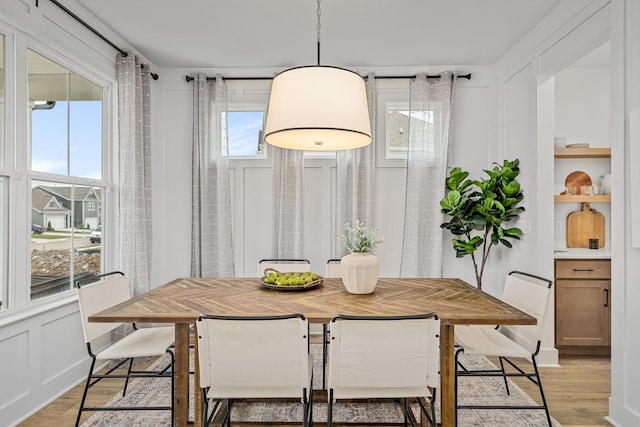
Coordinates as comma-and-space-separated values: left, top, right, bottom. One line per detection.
264, 66, 372, 151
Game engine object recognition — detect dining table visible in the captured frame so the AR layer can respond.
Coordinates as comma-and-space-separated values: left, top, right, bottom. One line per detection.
88, 276, 536, 427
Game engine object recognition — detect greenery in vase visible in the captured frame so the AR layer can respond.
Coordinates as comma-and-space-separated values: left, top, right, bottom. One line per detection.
439, 159, 525, 290
338, 220, 384, 253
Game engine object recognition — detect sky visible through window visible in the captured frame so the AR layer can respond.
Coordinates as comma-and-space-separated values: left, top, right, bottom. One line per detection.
227, 111, 264, 156
31, 100, 102, 179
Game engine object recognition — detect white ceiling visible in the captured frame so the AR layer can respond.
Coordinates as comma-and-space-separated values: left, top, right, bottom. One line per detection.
75, 0, 571, 72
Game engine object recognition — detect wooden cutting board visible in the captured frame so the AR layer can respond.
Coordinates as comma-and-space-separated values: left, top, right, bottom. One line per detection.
566, 202, 605, 248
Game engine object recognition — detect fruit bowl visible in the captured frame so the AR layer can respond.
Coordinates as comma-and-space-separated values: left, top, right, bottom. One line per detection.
259, 268, 323, 292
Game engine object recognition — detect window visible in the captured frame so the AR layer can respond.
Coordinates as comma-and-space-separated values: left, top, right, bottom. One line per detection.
386, 102, 437, 159
225, 110, 266, 157
28, 49, 105, 302
29, 50, 102, 179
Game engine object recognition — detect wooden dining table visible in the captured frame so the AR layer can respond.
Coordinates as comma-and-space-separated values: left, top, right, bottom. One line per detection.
88, 276, 535, 427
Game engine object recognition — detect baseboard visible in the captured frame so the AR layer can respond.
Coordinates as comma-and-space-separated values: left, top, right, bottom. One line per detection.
557, 345, 611, 357
537, 346, 560, 367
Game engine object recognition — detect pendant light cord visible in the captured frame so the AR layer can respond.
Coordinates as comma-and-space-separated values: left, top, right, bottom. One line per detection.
317, 0, 322, 66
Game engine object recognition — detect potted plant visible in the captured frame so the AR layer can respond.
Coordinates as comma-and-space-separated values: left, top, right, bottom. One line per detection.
439, 159, 525, 290
338, 220, 384, 294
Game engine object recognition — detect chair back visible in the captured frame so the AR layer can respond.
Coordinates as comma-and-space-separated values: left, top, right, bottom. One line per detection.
76, 274, 129, 344
325, 259, 341, 278
196, 313, 310, 398
498, 271, 553, 354
328, 313, 440, 399
257, 258, 310, 277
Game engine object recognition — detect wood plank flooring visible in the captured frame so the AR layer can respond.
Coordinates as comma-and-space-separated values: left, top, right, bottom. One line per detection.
18, 356, 611, 427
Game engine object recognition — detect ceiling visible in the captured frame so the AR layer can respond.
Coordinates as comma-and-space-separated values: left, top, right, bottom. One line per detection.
75, 0, 571, 72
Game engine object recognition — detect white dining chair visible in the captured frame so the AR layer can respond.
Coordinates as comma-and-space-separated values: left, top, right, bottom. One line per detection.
75, 271, 175, 427
196, 313, 313, 427
454, 270, 553, 426
325, 258, 342, 278
327, 313, 440, 427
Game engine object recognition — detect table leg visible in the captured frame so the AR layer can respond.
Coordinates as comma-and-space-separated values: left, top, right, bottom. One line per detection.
440, 323, 456, 427
175, 323, 190, 427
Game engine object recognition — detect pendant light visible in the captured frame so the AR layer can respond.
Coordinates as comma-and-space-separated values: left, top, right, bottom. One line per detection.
264, 0, 372, 151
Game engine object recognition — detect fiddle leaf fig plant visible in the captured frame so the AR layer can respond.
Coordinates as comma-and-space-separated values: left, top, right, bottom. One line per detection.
440, 159, 525, 290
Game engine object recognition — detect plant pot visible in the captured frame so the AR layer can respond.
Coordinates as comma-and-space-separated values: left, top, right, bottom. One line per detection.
340, 252, 380, 294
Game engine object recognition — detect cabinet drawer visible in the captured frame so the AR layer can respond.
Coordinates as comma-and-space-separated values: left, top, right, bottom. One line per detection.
555, 259, 611, 279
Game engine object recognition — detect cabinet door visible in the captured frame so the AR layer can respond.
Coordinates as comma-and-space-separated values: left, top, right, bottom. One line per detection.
555, 279, 610, 346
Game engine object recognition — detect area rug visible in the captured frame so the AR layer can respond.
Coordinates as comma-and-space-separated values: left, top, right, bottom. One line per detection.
81, 345, 561, 426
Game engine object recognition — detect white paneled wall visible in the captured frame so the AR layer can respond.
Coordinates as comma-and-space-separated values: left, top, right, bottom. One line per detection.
152, 75, 499, 284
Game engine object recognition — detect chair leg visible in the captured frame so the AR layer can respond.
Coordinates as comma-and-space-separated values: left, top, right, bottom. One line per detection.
75, 358, 97, 427
454, 346, 464, 427
532, 357, 553, 427
323, 324, 328, 390
328, 390, 334, 427
201, 389, 208, 427
309, 387, 313, 427
402, 398, 408, 427
122, 357, 134, 396
431, 396, 437, 427
498, 356, 511, 395
303, 389, 309, 427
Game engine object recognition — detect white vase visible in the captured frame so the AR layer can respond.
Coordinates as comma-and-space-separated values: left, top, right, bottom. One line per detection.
340, 252, 380, 294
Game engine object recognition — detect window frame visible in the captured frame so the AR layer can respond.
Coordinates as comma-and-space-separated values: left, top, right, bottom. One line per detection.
0, 31, 116, 312
374, 79, 411, 168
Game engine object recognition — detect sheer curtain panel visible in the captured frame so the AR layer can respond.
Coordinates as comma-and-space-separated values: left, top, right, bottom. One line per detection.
116, 52, 153, 296
400, 72, 457, 278
334, 74, 376, 258
271, 146, 305, 258
191, 74, 235, 277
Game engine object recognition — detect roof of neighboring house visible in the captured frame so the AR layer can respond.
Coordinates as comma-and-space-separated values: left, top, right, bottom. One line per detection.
37, 185, 102, 202
31, 187, 71, 213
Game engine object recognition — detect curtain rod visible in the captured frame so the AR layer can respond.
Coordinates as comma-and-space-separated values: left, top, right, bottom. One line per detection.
185, 73, 471, 83
36, 0, 159, 80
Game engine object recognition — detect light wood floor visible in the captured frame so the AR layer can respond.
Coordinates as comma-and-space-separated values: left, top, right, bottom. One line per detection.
19, 356, 611, 427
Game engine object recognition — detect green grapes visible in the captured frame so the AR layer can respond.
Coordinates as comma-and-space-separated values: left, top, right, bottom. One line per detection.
264, 270, 319, 286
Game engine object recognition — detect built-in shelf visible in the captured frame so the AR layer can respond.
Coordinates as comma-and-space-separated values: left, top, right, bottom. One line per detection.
554, 147, 611, 158
554, 194, 611, 202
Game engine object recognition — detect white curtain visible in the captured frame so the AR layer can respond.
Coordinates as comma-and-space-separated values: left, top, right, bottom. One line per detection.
116, 52, 153, 296
400, 72, 457, 278
271, 146, 304, 258
191, 74, 235, 277
333, 74, 376, 257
